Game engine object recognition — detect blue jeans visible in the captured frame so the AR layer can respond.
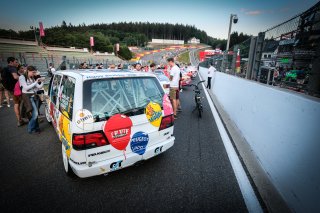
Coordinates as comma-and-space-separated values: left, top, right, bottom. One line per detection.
28, 96, 39, 133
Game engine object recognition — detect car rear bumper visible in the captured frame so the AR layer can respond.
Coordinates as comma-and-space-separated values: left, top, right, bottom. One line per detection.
70, 136, 175, 178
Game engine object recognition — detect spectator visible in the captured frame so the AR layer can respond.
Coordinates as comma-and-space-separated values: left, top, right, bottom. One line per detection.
149, 63, 156, 73
167, 57, 180, 119
34, 70, 45, 118
117, 64, 123, 70
207, 63, 216, 89
18, 64, 27, 75
48, 63, 55, 76
0, 67, 10, 108
19, 66, 44, 134
108, 64, 116, 70
134, 63, 142, 71
2, 57, 24, 126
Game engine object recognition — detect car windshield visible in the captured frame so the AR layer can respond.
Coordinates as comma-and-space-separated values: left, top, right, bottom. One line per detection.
83, 77, 164, 121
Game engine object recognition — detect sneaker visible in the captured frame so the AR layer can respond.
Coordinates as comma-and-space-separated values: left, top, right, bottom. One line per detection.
174, 115, 178, 120
7, 104, 10, 107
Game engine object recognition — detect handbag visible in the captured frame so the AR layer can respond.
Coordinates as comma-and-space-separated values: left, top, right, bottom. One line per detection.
13, 81, 22, 96
21, 93, 34, 114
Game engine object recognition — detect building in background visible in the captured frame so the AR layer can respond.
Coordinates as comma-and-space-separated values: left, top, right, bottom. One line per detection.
187, 37, 200, 44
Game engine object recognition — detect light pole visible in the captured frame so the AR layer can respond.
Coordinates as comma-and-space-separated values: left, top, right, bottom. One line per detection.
221, 14, 238, 72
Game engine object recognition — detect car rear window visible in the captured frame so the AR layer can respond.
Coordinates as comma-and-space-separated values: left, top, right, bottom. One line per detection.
83, 77, 164, 122
156, 74, 169, 82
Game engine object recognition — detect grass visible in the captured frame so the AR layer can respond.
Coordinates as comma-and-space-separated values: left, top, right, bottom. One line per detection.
177, 51, 190, 64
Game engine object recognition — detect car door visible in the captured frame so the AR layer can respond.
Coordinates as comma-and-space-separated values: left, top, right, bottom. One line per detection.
49, 74, 62, 130
58, 75, 76, 158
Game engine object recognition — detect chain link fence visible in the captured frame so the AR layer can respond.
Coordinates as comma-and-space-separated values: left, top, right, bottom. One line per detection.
199, 1, 320, 97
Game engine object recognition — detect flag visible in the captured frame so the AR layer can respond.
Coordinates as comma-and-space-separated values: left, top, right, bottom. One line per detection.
236, 49, 241, 73
90, 37, 94, 47
39, 22, 45, 37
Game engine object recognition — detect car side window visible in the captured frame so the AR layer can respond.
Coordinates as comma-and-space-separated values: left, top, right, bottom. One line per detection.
47, 76, 54, 96
59, 75, 75, 120
50, 75, 62, 106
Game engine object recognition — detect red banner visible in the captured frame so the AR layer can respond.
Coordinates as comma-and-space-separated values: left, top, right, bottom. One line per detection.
90, 37, 94, 47
39, 22, 45, 37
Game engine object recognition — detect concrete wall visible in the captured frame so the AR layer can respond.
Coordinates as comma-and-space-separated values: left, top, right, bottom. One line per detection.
199, 67, 320, 212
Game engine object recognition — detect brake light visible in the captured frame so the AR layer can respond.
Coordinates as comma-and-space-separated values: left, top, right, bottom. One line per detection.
159, 114, 174, 131
72, 132, 108, 150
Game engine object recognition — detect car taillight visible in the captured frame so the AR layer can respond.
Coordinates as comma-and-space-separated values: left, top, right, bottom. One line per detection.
159, 114, 174, 131
72, 132, 108, 150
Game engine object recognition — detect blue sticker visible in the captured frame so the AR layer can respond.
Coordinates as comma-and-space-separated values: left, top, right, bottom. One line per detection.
130, 131, 149, 155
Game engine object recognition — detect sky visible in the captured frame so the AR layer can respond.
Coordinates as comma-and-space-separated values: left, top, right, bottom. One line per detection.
0, 0, 318, 39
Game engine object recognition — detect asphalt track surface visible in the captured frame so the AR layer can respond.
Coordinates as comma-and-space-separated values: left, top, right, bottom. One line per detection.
0, 76, 247, 212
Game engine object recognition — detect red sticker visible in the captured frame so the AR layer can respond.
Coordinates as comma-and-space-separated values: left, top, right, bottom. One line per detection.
103, 114, 133, 151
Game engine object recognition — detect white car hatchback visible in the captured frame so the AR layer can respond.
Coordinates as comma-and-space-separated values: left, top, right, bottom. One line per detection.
45, 70, 175, 178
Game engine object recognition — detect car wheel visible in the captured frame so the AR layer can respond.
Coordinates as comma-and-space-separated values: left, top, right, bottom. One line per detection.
62, 144, 74, 177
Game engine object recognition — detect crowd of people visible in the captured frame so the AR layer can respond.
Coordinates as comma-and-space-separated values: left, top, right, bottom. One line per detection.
0, 57, 45, 134
0, 56, 189, 135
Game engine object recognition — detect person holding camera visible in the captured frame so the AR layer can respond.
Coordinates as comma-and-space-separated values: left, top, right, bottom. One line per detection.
19, 66, 44, 134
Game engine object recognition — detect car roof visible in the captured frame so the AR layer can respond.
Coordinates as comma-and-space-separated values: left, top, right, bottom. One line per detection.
55, 69, 156, 79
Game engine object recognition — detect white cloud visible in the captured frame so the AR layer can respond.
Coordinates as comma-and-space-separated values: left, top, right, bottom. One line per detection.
245, 10, 262, 16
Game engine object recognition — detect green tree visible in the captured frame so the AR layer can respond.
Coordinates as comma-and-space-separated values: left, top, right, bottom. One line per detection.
118, 45, 132, 60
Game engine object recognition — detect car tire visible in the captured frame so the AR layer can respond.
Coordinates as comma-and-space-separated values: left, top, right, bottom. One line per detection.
62, 144, 75, 177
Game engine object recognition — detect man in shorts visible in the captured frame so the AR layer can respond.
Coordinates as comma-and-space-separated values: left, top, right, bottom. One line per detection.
3, 57, 24, 126
167, 58, 180, 119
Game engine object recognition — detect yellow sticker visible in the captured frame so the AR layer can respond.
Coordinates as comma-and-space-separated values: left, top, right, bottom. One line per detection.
60, 111, 72, 157
145, 102, 162, 127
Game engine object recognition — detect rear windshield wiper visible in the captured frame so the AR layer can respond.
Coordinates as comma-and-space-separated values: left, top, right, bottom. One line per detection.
120, 106, 146, 116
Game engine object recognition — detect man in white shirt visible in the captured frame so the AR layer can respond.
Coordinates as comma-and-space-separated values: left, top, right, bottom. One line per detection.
167, 58, 180, 119
207, 63, 216, 89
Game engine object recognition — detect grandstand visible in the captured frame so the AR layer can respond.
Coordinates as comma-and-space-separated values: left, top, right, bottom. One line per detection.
0, 38, 123, 74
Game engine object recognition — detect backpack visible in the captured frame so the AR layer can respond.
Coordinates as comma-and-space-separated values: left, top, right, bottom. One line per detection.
1, 67, 17, 91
